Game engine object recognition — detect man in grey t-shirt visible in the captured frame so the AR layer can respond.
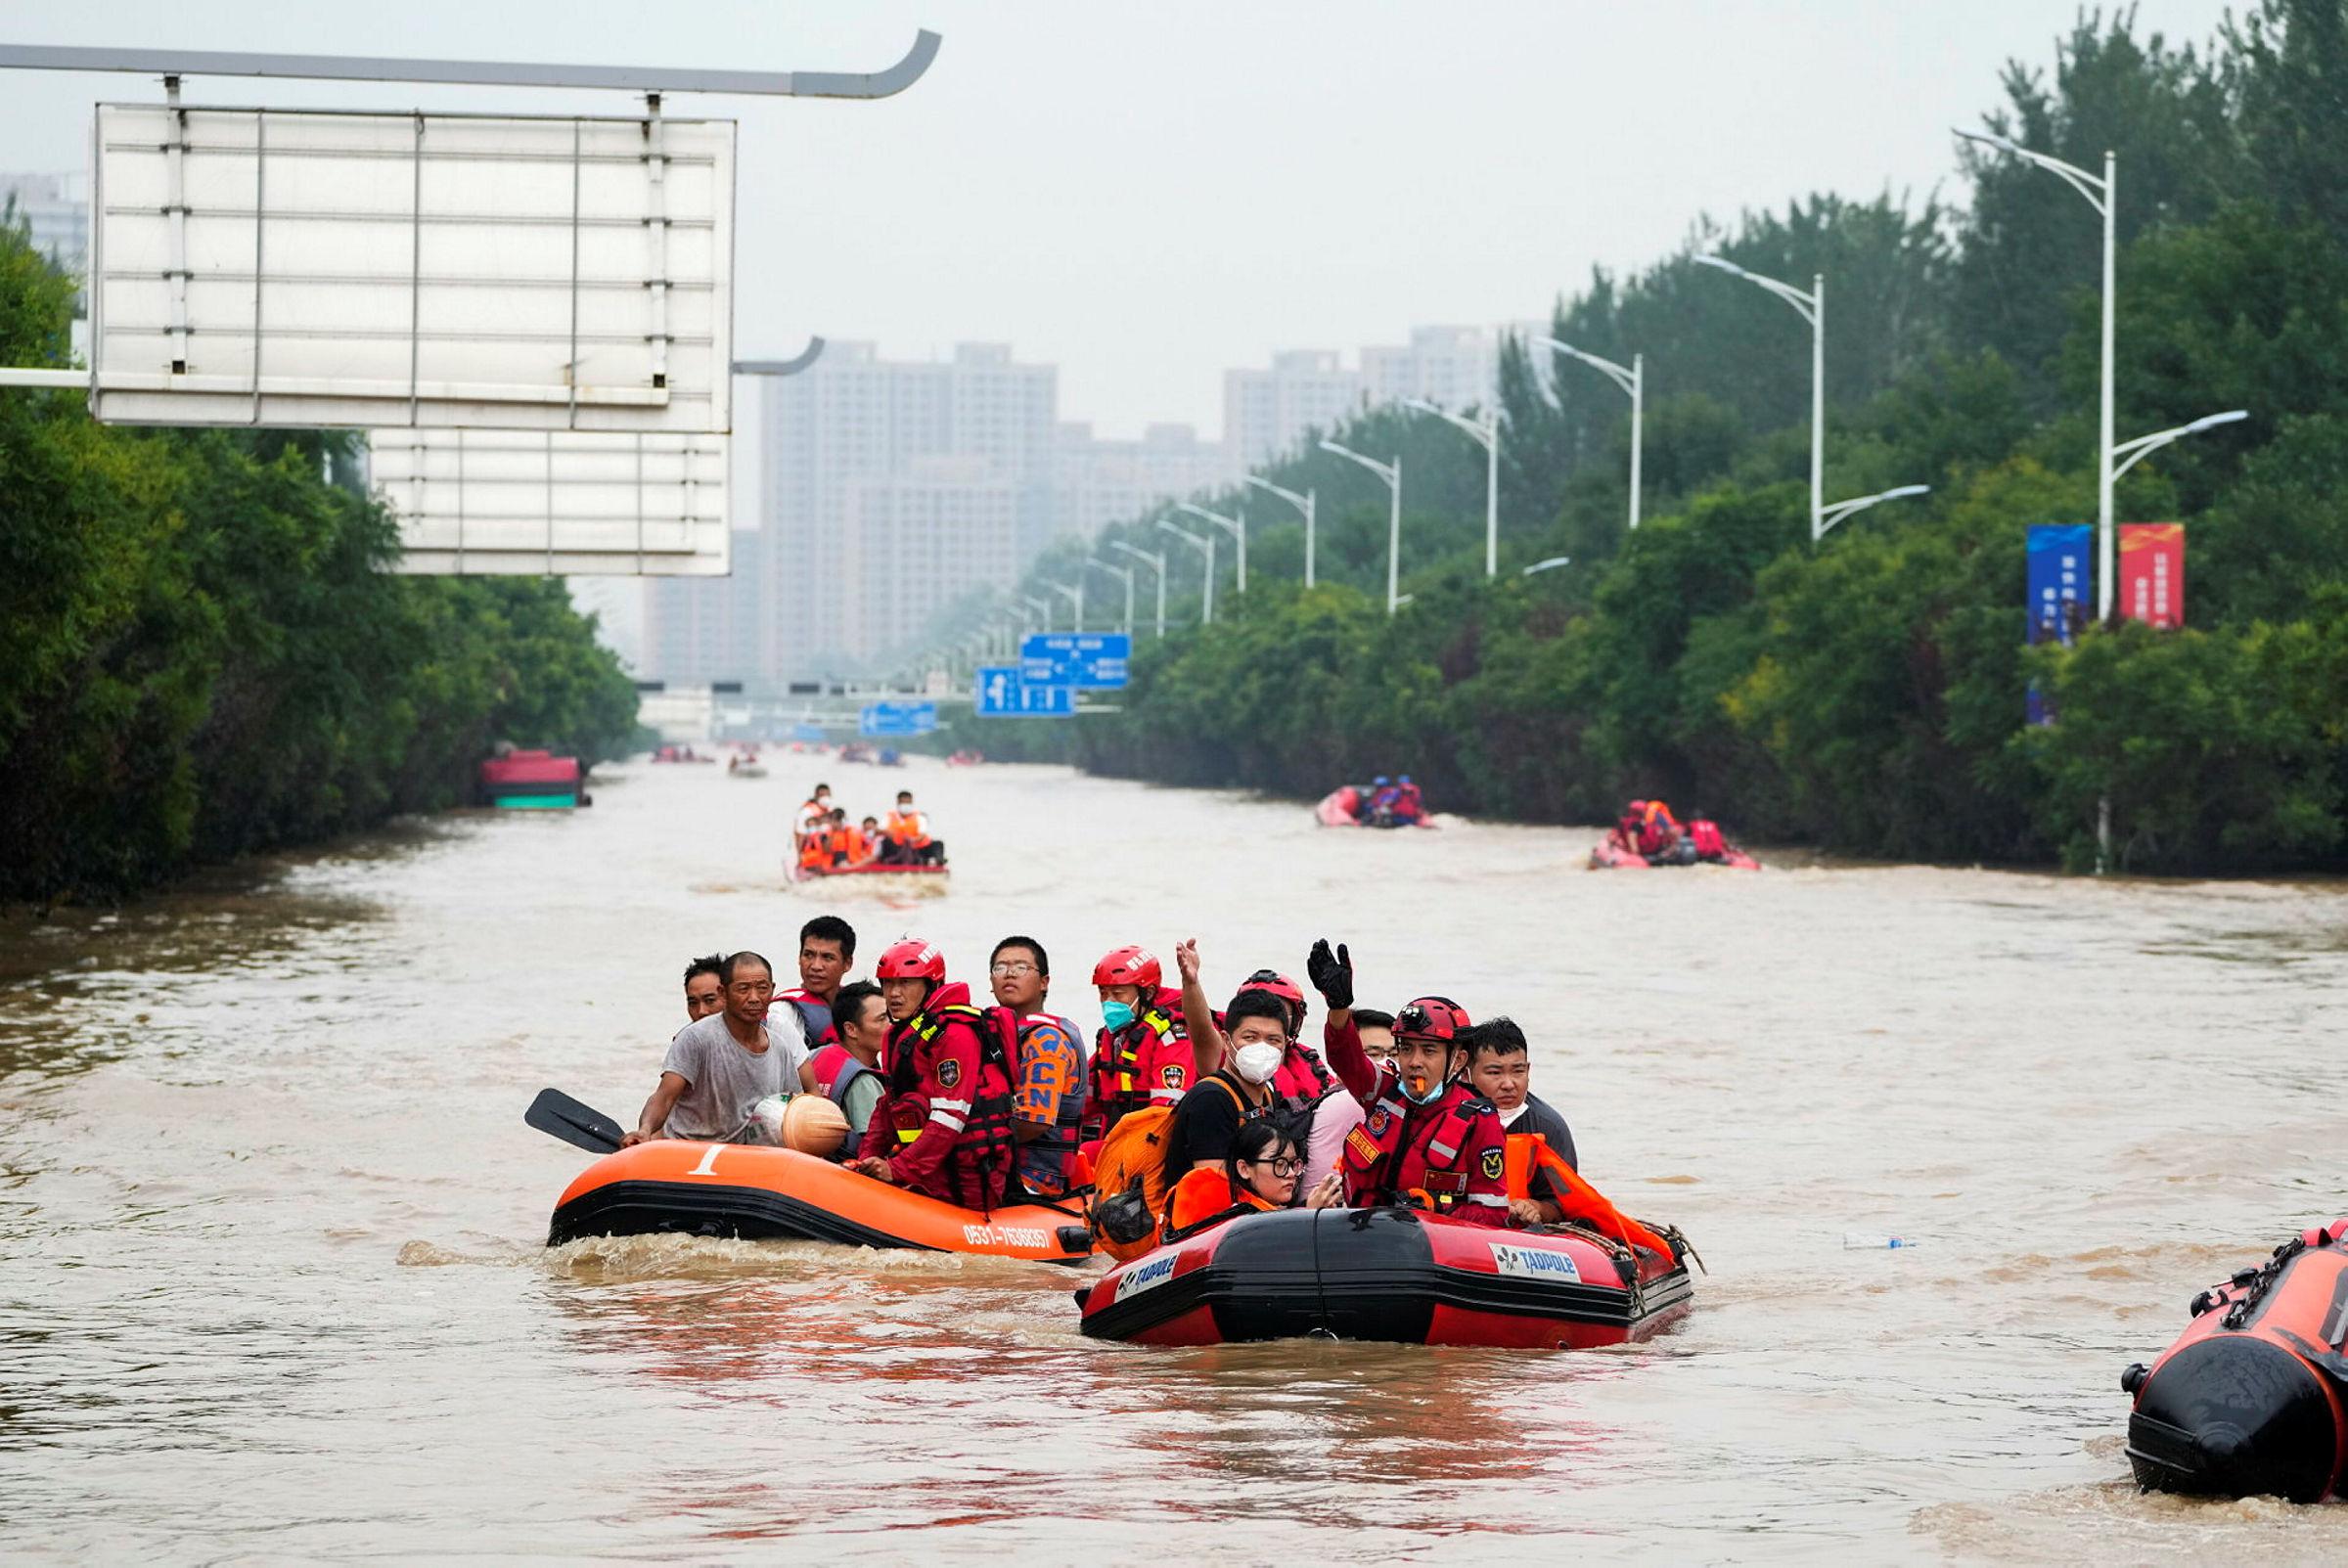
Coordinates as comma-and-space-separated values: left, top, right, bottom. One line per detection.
622, 951, 814, 1146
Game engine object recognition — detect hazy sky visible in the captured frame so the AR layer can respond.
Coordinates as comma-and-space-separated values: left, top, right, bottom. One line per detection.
4, 0, 2237, 439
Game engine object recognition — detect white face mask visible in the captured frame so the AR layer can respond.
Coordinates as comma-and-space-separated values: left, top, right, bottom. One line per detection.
1233, 1042, 1285, 1086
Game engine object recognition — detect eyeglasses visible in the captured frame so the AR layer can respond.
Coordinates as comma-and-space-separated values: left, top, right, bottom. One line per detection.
989, 961, 1037, 976
1246, 1155, 1307, 1177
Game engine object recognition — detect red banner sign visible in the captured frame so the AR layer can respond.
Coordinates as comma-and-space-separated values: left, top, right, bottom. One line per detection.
2117, 523, 2186, 629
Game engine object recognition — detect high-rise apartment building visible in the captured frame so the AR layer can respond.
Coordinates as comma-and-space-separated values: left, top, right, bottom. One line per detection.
0, 172, 90, 280
644, 341, 1060, 687
1222, 350, 1366, 470
1050, 421, 1231, 542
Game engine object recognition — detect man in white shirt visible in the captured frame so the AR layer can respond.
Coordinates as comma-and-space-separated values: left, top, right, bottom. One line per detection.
623, 951, 817, 1145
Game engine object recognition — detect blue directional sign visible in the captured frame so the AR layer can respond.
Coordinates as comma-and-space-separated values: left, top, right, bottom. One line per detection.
973, 666, 1076, 717
1020, 633, 1130, 691
859, 700, 937, 737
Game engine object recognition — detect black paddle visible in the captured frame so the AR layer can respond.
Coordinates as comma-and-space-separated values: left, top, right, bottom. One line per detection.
524, 1088, 626, 1154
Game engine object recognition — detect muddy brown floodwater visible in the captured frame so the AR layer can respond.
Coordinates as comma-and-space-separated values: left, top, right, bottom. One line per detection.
2, 759, 2345, 1560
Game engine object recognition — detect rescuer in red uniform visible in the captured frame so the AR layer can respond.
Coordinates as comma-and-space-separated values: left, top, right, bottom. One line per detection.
1303, 937, 1513, 1228
847, 938, 1016, 1209
1081, 945, 1205, 1142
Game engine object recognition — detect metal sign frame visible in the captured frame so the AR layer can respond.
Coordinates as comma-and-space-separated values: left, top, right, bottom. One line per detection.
369, 427, 728, 576
81, 102, 736, 431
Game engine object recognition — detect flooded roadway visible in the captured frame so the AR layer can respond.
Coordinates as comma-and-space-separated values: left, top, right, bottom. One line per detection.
2, 758, 2344, 1560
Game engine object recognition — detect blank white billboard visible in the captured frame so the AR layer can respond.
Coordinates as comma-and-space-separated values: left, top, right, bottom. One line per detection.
90, 103, 734, 431
370, 429, 729, 576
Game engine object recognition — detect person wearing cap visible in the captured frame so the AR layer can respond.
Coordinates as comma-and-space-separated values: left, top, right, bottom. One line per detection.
1299, 938, 1513, 1228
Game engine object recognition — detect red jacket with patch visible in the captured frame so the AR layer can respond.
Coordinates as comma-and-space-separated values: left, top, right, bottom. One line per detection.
1324, 1012, 1513, 1228
859, 981, 1015, 1208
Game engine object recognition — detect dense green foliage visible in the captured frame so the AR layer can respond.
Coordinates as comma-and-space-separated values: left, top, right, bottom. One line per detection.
0, 228, 639, 903
963, 1, 2348, 874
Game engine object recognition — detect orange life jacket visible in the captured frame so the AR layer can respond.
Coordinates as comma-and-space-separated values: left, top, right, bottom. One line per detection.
797, 834, 831, 869
884, 808, 929, 848
827, 825, 860, 861
1502, 1133, 1672, 1256
1163, 1165, 1277, 1235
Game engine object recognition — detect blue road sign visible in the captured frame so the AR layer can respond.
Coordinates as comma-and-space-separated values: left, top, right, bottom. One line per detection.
1019, 632, 1130, 691
974, 665, 1076, 717
859, 700, 937, 737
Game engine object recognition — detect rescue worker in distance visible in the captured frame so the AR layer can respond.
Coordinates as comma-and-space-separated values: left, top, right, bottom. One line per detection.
1082, 945, 1203, 1143
847, 938, 1016, 1209
1304, 937, 1513, 1228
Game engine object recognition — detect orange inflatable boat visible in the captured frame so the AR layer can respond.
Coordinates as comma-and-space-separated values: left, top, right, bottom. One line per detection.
2123, 1217, 2348, 1502
547, 1140, 1095, 1264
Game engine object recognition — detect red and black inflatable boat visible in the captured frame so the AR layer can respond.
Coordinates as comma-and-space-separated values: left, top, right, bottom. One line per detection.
1077, 1206, 1693, 1349
2122, 1217, 2348, 1503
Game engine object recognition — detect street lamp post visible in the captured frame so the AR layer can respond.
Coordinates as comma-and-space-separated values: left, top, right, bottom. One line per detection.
1243, 475, 1316, 588
2110, 409, 2247, 480
1157, 518, 1215, 624
1110, 540, 1167, 637
1046, 579, 1084, 633
1176, 501, 1247, 593
1402, 398, 1499, 575
1694, 254, 1825, 541
1957, 128, 2116, 616
1521, 555, 1572, 577
1086, 558, 1136, 636
1320, 439, 1403, 614
1816, 484, 1932, 538
1539, 336, 1643, 531
1020, 594, 1054, 633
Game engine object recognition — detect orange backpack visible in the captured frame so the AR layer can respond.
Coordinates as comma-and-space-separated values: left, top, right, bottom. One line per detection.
1085, 1078, 1243, 1263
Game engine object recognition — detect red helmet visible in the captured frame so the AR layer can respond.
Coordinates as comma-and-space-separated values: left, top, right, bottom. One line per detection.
1092, 945, 1161, 991
876, 937, 945, 981
1242, 968, 1309, 1030
1393, 996, 1471, 1044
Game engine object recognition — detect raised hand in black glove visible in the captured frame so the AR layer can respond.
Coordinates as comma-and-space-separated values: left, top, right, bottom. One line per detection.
1305, 938, 1354, 1010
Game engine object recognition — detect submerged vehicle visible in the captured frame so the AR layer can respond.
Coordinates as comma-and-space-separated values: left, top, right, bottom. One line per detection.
544, 1132, 1090, 1263
1077, 1206, 1694, 1349
2122, 1217, 2348, 1503
479, 748, 583, 809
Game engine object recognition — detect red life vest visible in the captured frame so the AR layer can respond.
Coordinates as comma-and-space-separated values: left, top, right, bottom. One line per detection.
880, 992, 1016, 1210
1083, 989, 1188, 1142
1269, 1042, 1337, 1113
1688, 819, 1727, 859
1339, 1076, 1508, 1218
809, 1042, 873, 1102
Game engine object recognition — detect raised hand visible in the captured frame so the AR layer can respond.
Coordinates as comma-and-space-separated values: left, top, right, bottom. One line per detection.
1305, 938, 1354, 1009
1174, 937, 1201, 985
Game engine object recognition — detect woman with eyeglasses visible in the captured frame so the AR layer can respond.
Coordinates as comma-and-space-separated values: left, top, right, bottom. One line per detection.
1162, 1119, 1335, 1239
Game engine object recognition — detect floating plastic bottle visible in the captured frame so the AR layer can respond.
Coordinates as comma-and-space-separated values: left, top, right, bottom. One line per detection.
1842, 1232, 1917, 1249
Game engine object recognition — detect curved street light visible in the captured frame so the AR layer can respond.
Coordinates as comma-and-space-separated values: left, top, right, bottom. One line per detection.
1176, 501, 1246, 593
1243, 475, 1316, 588
1957, 127, 2115, 615
1045, 579, 1084, 633
1402, 397, 1499, 576
1694, 253, 1825, 541
1540, 336, 1643, 532
1817, 483, 1931, 538
1521, 554, 1572, 577
1157, 517, 1215, 625
1085, 558, 1135, 636
1320, 438, 1403, 614
2111, 408, 2247, 481
1109, 540, 1167, 637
